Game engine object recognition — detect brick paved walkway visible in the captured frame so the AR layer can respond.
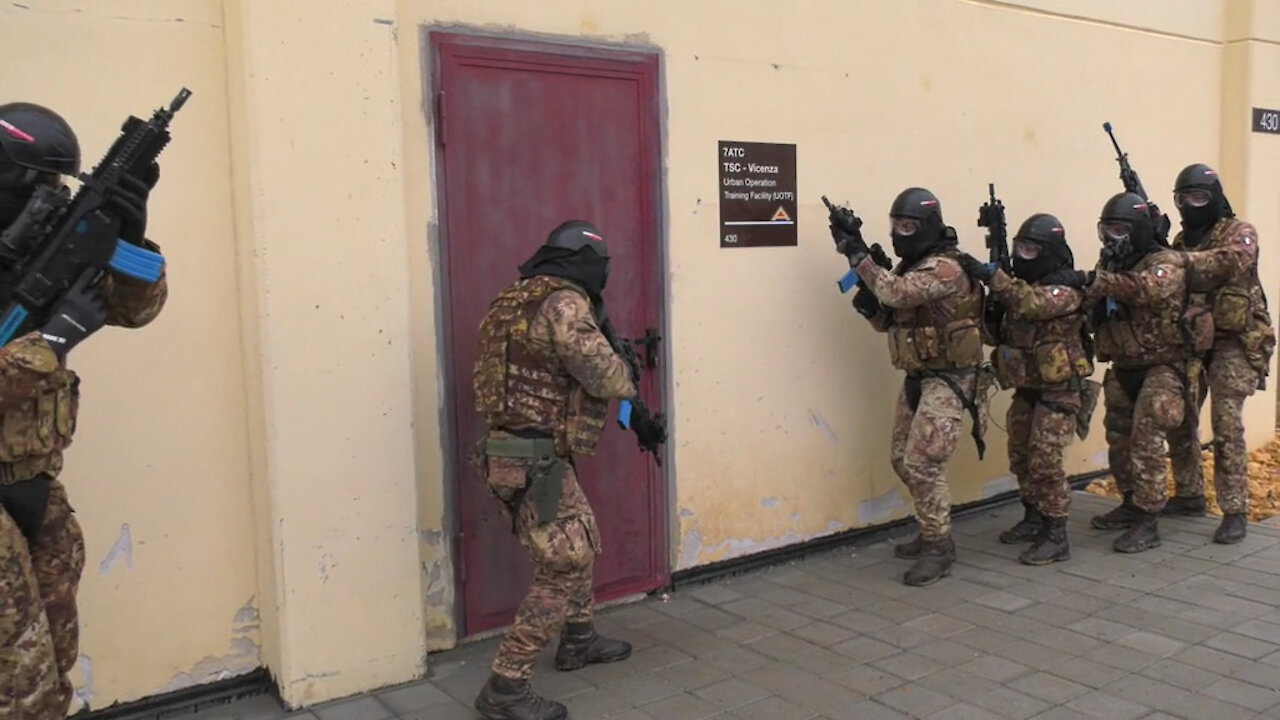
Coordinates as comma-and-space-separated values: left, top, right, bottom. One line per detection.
192, 492, 1280, 719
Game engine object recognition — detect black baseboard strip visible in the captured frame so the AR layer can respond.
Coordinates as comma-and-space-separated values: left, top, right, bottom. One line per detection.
666, 467, 1114, 590
76, 667, 275, 720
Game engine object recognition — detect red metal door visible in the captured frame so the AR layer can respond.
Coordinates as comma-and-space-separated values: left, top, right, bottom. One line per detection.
430, 32, 668, 637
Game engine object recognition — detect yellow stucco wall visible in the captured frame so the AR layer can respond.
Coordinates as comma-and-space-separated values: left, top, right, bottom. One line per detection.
3, 0, 1279, 711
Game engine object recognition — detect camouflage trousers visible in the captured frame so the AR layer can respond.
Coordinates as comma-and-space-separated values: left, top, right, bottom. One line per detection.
1103, 365, 1187, 513
891, 374, 966, 541
0, 476, 85, 720
484, 454, 600, 681
1170, 341, 1258, 514
1007, 389, 1079, 519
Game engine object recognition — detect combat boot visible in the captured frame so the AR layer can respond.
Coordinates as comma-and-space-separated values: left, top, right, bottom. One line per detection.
1113, 510, 1161, 553
893, 534, 925, 558
554, 621, 632, 671
1213, 513, 1247, 544
903, 535, 955, 586
1161, 494, 1207, 517
474, 672, 567, 720
1090, 491, 1140, 530
999, 501, 1044, 544
1019, 516, 1069, 566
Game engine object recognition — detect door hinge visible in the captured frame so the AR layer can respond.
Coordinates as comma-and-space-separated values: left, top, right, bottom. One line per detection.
435, 90, 447, 147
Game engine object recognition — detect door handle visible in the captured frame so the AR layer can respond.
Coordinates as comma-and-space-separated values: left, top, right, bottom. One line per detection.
634, 328, 662, 369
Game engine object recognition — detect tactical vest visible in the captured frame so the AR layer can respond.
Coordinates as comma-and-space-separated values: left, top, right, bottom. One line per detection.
1178, 219, 1276, 375
886, 253, 985, 374
992, 297, 1092, 391
0, 367, 78, 484
473, 275, 610, 456
1094, 250, 1211, 368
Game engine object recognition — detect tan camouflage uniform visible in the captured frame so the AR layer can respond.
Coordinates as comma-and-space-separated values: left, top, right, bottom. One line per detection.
472, 275, 634, 681
986, 270, 1094, 520
1, 260, 167, 720
854, 251, 987, 543
1087, 250, 1202, 515
1168, 218, 1275, 515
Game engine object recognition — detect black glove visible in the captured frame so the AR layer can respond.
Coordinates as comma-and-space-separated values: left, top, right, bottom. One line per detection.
105, 162, 159, 246
868, 243, 893, 269
628, 400, 667, 463
1057, 270, 1091, 289
956, 252, 995, 282
40, 276, 108, 360
852, 285, 881, 318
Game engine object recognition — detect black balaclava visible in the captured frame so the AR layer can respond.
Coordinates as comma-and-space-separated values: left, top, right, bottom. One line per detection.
1011, 213, 1075, 284
1173, 163, 1235, 248
888, 187, 955, 269
1097, 192, 1157, 271
518, 220, 611, 316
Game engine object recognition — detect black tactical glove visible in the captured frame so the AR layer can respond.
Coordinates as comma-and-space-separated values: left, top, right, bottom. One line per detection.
1057, 270, 1091, 289
956, 252, 996, 282
628, 400, 667, 460
106, 162, 159, 246
39, 276, 108, 361
852, 285, 881, 318
868, 243, 894, 270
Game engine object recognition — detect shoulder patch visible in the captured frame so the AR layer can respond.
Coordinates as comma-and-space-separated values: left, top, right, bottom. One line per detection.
1153, 267, 1168, 278
1050, 287, 1061, 296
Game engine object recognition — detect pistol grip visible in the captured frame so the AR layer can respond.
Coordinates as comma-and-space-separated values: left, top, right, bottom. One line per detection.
617, 399, 633, 429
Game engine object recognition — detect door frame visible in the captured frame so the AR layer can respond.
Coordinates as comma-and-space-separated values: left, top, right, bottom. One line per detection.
423, 26, 673, 641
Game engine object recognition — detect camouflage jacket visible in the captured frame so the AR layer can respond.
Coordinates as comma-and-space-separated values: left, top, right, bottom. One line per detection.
854, 250, 984, 373
986, 269, 1092, 391
1174, 217, 1275, 376
473, 275, 635, 456
0, 251, 169, 483
1086, 249, 1202, 369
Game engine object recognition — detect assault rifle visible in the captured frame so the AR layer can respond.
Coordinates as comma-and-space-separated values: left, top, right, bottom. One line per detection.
0, 87, 191, 345
598, 310, 667, 465
977, 183, 1008, 273
976, 183, 1008, 341
822, 195, 891, 293
1102, 121, 1171, 246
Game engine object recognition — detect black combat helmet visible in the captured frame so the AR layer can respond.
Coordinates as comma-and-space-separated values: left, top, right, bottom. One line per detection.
1173, 162, 1233, 237
0, 102, 80, 187
1011, 213, 1073, 282
888, 187, 950, 263
519, 219, 612, 301
1097, 191, 1157, 267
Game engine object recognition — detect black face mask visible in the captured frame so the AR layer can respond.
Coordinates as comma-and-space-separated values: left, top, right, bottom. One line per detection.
891, 216, 952, 268
0, 186, 33, 229
518, 246, 611, 316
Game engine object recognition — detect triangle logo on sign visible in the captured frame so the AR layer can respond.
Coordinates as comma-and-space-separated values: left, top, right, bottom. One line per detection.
772, 206, 791, 221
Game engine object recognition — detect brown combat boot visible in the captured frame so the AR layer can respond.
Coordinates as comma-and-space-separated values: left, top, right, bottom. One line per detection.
999, 501, 1044, 544
1019, 516, 1069, 566
554, 621, 632, 671
903, 535, 955, 586
1113, 510, 1161, 553
893, 534, 926, 558
1213, 513, 1247, 544
1091, 491, 1140, 530
1161, 494, 1207, 517
474, 672, 567, 720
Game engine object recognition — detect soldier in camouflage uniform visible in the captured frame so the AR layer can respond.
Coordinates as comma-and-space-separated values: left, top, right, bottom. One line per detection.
957, 214, 1098, 565
0, 102, 168, 719
1163, 164, 1274, 544
835, 188, 989, 586
471, 221, 663, 720
1084, 192, 1210, 553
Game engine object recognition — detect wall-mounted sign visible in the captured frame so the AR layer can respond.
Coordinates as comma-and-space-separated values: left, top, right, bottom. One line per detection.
718, 140, 797, 248
1253, 107, 1280, 135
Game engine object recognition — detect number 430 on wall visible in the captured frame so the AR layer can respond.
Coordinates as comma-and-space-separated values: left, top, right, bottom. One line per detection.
1254, 107, 1280, 134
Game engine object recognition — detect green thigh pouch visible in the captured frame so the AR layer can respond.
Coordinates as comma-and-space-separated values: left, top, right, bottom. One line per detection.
525, 456, 567, 524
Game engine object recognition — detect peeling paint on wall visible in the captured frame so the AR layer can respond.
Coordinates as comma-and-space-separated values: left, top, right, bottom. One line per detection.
807, 410, 839, 442
157, 598, 261, 694
420, 529, 455, 650
68, 655, 93, 714
678, 507, 694, 518
980, 473, 1018, 498
98, 523, 132, 575
760, 497, 780, 509
856, 487, 907, 525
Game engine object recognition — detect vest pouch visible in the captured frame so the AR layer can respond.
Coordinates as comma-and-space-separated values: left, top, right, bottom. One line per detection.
943, 319, 981, 368
1211, 287, 1250, 334
1099, 321, 1144, 360
888, 327, 931, 372
992, 345, 1030, 389
1033, 339, 1072, 385
565, 386, 610, 455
